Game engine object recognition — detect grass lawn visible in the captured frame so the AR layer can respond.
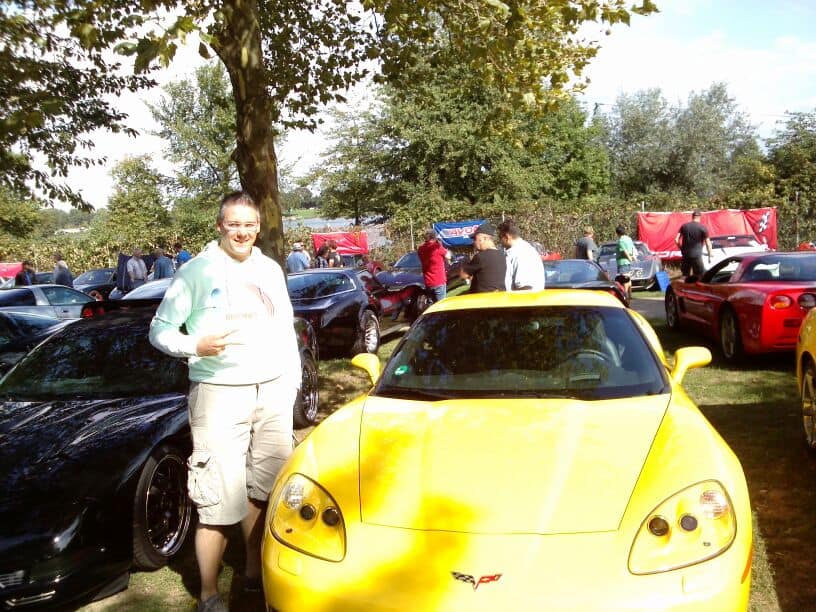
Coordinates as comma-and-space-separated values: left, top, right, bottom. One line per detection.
81, 305, 801, 611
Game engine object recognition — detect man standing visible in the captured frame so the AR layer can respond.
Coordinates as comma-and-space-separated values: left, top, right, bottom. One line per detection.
417, 229, 452, 303
14, 260, 35, 286
126, 248, 148, 290
574, 226, 598, 261
326, 240, 343, 267
615, 225, 637, 300
149, 192, 299, 612
675, 209, 713, 277
174, 242, 192, 269
152, 247, 175, 280
459, 222, 507, 293
498, 220, 544, 291
52, 252, 73, 287
285, 241, 310, 273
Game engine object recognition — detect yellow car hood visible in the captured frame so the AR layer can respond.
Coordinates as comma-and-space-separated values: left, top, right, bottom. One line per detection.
359, 395, 669, 534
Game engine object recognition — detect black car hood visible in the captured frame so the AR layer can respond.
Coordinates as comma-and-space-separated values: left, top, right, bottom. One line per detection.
0, 395, 184, 561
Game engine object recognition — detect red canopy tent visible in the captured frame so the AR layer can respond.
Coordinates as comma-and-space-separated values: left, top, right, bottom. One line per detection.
311, 231, 369, 256
637, 207, 777, 260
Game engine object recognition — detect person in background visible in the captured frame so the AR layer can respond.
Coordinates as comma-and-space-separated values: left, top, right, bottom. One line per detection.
498, 219, 544, 291
149, 191, 299, 612
675, 209, 713, 277
417, 229, 452, 304
14, 260, 35, 286
614, 225, 637, 300
574, 226, 598, 261
126, 247, 148, 290
152, 247, 175, 280
174, 242, 192, 269
315, 244, 330, 268
459, 222, 507, 293
286, 242, 310, 273
53, 252, 73, 287
327, 240, 342, 267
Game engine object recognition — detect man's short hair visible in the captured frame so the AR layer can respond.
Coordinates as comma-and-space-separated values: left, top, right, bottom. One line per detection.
692, 209, 702, 218
497, 220, 520, 239
22, 259, 33, 267
583, 226, 594, 236
292, 242, 304, 250
615, 225, 626, 236
327, 240, 338, 249
218, 191, 259, 223
424, 229, 437, 241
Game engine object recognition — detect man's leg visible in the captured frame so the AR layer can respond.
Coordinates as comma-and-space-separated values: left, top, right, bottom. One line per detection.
196, 525, 228, 601
241, 498, 267, 580
433, 284, 446, 302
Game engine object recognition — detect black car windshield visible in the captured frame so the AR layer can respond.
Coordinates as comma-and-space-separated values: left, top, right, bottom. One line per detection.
287, 273, 354, 299
598, 244, 616, 258
711, 235, 759, 248
542, 261, 605, 285
375, 306, 668, 401
74, 269, 113, 284
395, 252, 420, 269
0, 315, 187, 400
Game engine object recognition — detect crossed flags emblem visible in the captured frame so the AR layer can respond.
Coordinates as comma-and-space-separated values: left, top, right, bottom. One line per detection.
451, 571, 503, 590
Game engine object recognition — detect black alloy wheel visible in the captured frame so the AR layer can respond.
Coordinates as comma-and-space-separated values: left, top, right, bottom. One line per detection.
719, 307, 744, 363
665, 290, 681, 330
133, 443, 193, 570
294, 351, 319, 428
801, 361, 816, 450
351, 310, 380, 355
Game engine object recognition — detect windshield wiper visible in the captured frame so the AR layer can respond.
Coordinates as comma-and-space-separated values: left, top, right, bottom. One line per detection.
375, 387, 456, 401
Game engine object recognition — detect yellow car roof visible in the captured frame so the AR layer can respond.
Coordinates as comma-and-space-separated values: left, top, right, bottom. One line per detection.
426, 289, 625, 314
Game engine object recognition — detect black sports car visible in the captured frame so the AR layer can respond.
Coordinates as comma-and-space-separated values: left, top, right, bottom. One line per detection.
0, 306, 319, 610
542, 259, 630, 306
73, 267, 117, 299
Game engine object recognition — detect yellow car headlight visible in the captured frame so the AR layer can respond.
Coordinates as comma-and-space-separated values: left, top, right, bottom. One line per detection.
270, 473, 346, 562
628, 480, 736, 575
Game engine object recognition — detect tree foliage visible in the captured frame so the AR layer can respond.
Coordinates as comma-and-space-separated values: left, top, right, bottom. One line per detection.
4, 0, 656, 262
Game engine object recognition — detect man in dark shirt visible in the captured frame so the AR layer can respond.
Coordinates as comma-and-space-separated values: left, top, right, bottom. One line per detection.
675, 210, 713, 276
459, 222, 507, 293
14, 260, 35, 286
574, 226, 598, 261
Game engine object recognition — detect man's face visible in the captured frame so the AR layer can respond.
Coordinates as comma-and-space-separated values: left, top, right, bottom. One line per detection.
473, 233, 491, 251
134, 249, 142, 259
217, 203, 260, 262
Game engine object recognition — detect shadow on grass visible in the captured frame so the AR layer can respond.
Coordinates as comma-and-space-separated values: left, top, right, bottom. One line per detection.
701, 399, 816, 611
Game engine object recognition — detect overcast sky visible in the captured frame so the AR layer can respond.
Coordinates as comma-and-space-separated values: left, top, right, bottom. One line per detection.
63, 0, 816, 210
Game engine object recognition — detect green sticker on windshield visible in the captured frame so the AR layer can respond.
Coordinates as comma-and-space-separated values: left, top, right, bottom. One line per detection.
394, 365, 409, 376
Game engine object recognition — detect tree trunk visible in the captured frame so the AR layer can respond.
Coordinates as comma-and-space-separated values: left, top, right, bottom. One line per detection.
214, 0, 285, 264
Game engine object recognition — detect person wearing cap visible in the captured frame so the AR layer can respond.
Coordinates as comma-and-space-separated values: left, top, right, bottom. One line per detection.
458, 222, 507, 293
286, 241, 310, 273
417, 229, 452, 303
675, 210, 713, 277
497, 219, 544, 291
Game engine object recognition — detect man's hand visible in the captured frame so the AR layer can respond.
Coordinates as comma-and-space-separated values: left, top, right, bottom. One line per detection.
196, 330, 238, 356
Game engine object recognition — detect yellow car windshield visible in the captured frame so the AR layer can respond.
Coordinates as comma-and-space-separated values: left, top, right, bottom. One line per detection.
376, 306, 669, 401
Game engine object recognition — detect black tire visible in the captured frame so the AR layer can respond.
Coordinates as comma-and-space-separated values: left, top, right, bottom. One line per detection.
294, 351, 319, 428
719, 307, 744, 363
351, 310, 380, 355
133, 443, 193, 570
665, 290, 681, 330
406, 291, 431, 322
801, 360, 816, 450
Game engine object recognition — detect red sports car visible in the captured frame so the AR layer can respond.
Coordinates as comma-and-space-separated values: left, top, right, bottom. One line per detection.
665, 252, 816, 361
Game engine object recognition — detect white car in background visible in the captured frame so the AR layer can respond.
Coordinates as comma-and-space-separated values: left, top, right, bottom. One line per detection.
706, 234, 770, 269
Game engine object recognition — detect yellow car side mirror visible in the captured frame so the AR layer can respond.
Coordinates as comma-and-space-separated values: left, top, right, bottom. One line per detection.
351, 353, 381, 385
671, 346, 711, 384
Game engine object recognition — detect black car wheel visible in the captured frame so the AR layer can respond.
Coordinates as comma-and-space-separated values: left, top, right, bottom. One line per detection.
719, 307, 743, 363
351, 310, 380, 355
294, 351, 319, 428
133, 443, 193, 570
802, 360, 816, 450
665, 290, 680, 330
406, 291, 431, 322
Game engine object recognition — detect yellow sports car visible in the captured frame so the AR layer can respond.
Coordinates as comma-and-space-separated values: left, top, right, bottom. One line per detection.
796, 307, 816, 448
263, 290, 752, 611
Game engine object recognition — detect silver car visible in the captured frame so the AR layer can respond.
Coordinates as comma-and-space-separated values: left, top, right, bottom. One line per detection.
597, 241, 664, 290
0, 284, 94, 319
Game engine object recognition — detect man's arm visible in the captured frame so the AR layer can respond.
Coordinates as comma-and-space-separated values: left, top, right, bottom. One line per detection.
705, 237, 713, 260
674, 232, 682, 249
149, 277, 199, 358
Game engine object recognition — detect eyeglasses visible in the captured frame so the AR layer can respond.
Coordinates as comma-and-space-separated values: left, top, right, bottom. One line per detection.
223, 222, 260, 234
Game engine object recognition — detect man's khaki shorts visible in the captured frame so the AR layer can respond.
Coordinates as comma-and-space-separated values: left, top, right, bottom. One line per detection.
187, 378, 295, 525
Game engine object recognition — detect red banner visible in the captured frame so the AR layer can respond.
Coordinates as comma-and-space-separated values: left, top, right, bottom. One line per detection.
311, 231, 369, 256
637, 207, 777, 259
0, 262, 22, 278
